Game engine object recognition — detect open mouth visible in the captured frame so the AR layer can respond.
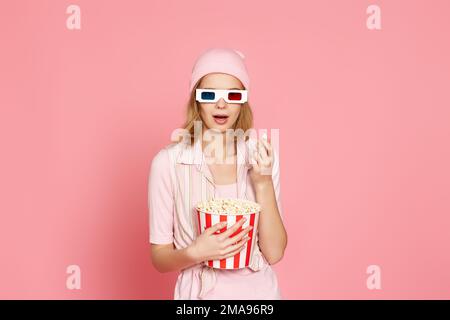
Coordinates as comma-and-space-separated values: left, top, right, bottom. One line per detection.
213, 114, 229, 124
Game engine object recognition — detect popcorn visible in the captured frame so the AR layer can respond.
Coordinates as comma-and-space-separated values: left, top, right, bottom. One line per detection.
195, 198, 261, 269
262, 132, 268, 141
196, 198, 261, 215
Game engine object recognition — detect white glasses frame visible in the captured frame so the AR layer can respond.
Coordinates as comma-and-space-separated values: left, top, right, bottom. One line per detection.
195, 89, 248, 104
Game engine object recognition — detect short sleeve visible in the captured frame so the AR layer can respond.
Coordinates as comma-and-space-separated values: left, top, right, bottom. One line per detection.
271, 148, 284, 222
148, 148, 175, 244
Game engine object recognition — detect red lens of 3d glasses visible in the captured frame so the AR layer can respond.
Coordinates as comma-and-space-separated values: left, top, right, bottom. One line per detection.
227, 92, 242, 101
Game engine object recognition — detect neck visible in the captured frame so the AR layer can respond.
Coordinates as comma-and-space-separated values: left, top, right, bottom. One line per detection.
202, 129, 236, 164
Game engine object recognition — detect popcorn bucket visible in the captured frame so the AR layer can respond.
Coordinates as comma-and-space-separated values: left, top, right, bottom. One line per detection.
195, 198, 260, 269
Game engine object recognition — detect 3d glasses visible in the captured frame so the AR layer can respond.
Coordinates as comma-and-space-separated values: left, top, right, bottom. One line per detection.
196, 89, 248, 104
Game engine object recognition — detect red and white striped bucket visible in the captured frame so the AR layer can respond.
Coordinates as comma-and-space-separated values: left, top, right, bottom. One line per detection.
196, 208, 260, 269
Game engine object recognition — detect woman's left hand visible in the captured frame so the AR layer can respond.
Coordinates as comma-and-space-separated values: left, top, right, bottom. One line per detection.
248, 136, 273, 187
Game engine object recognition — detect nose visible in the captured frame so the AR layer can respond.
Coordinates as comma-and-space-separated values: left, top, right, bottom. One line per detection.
216, 98, 227, 108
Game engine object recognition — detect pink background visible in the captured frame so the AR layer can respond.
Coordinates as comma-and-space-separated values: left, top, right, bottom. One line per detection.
1, 0, 449, 299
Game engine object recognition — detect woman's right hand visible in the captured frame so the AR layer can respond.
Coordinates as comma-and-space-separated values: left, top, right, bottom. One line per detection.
188, 218, 253, 264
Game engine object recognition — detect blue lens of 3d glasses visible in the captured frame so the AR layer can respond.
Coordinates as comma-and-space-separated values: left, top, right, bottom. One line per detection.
201, 91, 216, 100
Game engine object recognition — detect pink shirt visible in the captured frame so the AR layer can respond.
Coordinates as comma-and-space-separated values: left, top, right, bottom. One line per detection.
148, 137, 284, 299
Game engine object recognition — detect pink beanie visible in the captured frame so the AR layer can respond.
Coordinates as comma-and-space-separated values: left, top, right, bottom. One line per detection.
189, 48, 250, 93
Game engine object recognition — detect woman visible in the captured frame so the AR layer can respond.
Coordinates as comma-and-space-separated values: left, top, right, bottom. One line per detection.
148, 48, 287, 299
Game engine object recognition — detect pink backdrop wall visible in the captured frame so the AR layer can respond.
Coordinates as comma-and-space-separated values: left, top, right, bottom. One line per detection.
1, 0, 449, 299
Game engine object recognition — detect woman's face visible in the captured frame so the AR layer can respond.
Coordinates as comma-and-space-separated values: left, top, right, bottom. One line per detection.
197, 73, 244, 133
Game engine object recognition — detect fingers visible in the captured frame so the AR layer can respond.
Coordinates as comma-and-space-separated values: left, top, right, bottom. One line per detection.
251, 150, 260, 171
253, 150, 259, 164
260, 137, 273, 158
258, 140, 272, 166
219, 236, 250, 258
220, 246, 247, 260
219, 218, 246, 239
250, 145, 259, 166
257, 151, 265, 165
223, 225, 253, 247
258, 140, 268, 158
256, 139, 273, 172
205, 221, 227, 235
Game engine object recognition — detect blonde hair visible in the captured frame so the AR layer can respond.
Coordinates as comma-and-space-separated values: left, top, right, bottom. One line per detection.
179, 76, 254, 145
